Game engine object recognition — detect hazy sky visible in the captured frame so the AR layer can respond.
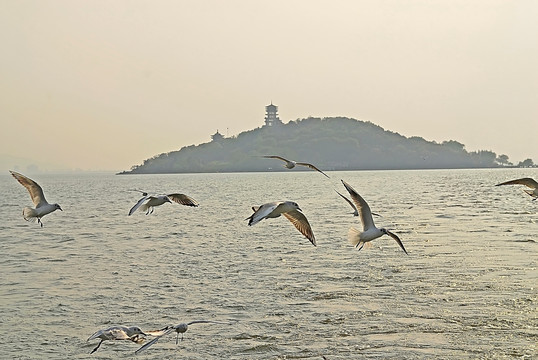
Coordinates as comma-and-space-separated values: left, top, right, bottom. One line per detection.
1, 0, 537, 172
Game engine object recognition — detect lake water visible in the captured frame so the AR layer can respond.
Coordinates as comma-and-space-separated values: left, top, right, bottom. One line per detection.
0, 169, 536, 359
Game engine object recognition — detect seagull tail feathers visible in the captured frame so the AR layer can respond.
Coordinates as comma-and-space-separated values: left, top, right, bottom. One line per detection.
246, 214, 261, 226
348, 227, 362, 247
246, 207, 263, 226
22, 207, 37, 221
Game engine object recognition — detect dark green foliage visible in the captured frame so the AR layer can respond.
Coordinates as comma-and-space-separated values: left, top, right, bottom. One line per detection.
120, 117, 513, 174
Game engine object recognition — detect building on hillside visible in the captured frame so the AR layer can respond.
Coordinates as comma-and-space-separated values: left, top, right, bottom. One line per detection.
211, 129, 224, 142
264, 102, 283, 127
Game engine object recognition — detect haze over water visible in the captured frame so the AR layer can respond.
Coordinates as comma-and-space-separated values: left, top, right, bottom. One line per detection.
0, 169, 536, 359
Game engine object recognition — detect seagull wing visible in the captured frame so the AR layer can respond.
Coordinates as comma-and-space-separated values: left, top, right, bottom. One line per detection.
335, 190, 358, 216
385, 230, 408, 255
87, 329, 105, 341
128, 196, 149, 216
167, 194, 199, 207
108, 327, 131, 340
246, 202, 280, 226
186, 320, 229, 326
134, 327, 175, 354
296, 162, 330, 178
341, 180, 375, 231
283, 209, 316, 246
144, 326, 173, 337
10, 171, 48, 207
263, 155, 296, 168
263, 155, 290, 162
496, 177, 538, 189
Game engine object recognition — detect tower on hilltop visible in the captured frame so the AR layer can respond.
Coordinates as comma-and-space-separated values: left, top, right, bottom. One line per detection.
211, 129, 224, 142
264, 102, 283, 127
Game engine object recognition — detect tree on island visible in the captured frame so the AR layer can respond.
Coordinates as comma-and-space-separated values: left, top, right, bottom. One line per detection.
517, 158, 535, 168
496, 154, 512, 166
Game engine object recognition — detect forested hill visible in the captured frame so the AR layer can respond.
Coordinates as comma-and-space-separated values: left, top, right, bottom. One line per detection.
120, 117, 518, 174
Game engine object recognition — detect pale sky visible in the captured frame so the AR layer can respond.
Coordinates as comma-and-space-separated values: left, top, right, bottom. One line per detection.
1, 0, 537, 172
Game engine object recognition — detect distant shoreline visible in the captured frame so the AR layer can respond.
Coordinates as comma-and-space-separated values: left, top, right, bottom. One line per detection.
116, 165, 536, 175
119, 117, 536, 175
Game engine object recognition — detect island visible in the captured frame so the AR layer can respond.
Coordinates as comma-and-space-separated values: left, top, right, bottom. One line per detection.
119, 105, 534, 174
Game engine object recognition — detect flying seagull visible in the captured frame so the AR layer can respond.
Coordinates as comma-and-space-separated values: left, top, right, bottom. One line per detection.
335, 189, 382, 218
128, 192, 199, 215
263, 155, 330, 178
87, 325, 146, 354
135, 320, 227, 354
9, 170, 62, 227
496, 177, 538, 200
246, 201, 316, 246
341, 180, 408, 254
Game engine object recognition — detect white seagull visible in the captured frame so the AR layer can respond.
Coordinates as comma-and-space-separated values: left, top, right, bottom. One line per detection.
496, 177, 538, 199
87, 325, 146, 354
10, 170, 62, 227
246, 201, 316, 246
341, 180, 408, 254
263, 155, 330, 178
335, 189, 382, 218
135, 320, 227, 354
128, 192, 199, 215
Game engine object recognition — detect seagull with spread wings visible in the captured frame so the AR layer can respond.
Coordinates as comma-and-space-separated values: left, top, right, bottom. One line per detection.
246, 201, 316, 246
496, 177, 538, 199
87, 325, 146, 354
135, 320, 227, 354
263, 155, 330, 178
341, 180, 408, 254
128, 191, 199, 215
10, 170, 62, 227
335, 189, 382, 218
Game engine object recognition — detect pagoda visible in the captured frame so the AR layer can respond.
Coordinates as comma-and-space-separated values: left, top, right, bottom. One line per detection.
264, 102, 283, 127
211, 129, 224, 142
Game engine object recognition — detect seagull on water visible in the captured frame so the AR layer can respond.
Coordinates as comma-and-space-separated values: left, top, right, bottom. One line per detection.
341, 180, 408, 254
496, 177, 538, 200
135, 320, 227, 354
10, 170, 62, 227
87, 325, 146, 354
263, 155, 330, 178
128, 191, 199, 215
246, 201, 316, 246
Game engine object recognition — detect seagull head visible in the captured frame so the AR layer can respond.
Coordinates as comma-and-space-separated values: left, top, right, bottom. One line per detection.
289, 201, 301, 211
128, 326, 146, 337
174, 323, 189, 333
54, 204, 62, 211
165, 197, 172, 204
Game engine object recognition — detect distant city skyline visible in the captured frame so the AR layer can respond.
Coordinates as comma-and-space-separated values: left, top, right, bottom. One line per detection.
1, 1, 536, 172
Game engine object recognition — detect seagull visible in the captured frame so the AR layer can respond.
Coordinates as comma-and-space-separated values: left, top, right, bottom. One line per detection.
335, 190, 382, 218
263, 155, 330, 178
341, 180, 408, 254
135, 320, 227, 354
246, 201, 316, 246
87, 325, 146, 354
9, 170, 62, 227
128, 192, 199, 215
496, 177, 538, 199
